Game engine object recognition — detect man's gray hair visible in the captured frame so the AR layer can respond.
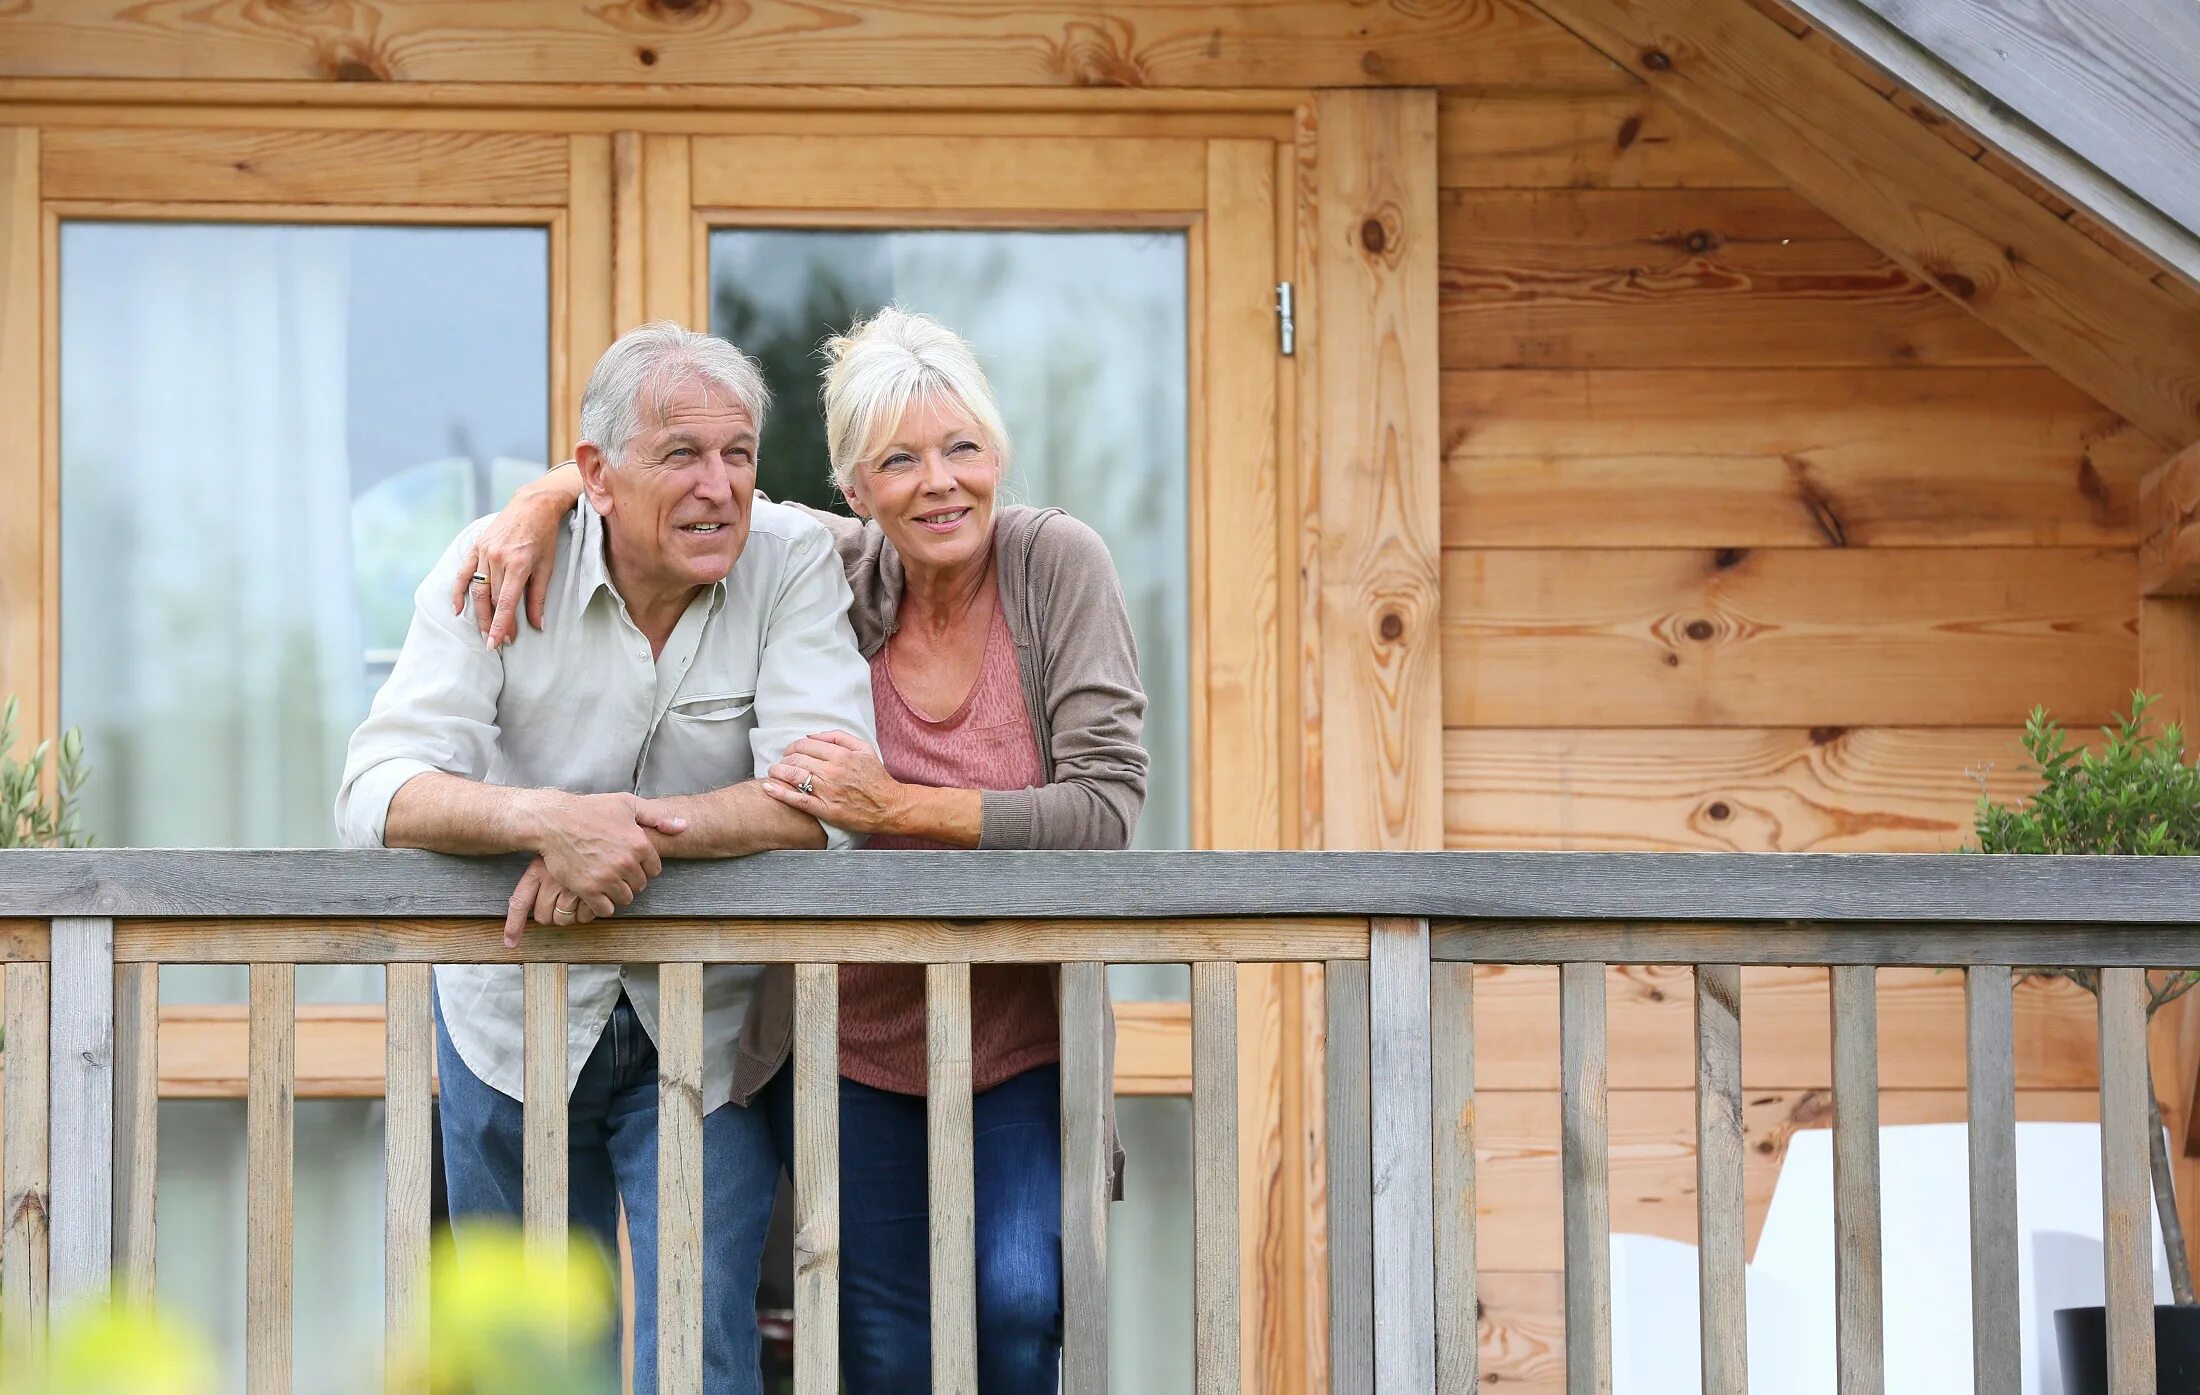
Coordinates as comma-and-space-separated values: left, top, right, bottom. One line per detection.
579, 321, 771, 464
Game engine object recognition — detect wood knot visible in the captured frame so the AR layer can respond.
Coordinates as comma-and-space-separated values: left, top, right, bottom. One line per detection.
331, 54, 390, 81
1713, 547, 1747, 569
1360, 218, 1388, 255
1809, 726, 1847, 746
648, 0, 707, 13
637, 46, 659, 65
1642, 49, 1673, 71
1705, 801, 1731, 821
1615, 115, 1643, 151
1684, 619, 1715, 641
1683, 229, 1715, 255
1663, 652, 1682, 667
1378, 610, 1405, 642
1931, 268, 1978, 301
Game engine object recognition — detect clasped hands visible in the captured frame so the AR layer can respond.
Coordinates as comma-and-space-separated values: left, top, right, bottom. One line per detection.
503, 790, 687, 949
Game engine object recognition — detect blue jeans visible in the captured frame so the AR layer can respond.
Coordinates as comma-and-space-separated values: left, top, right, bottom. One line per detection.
766, 1063, 1064, 1393
434, 989, 779, 1395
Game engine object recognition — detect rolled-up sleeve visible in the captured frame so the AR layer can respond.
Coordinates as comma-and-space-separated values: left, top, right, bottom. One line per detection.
749, 523, 878, 851
334, 524, 506, 848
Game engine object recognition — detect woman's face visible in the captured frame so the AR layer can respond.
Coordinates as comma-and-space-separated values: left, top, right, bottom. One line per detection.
844, 393, 1001, 576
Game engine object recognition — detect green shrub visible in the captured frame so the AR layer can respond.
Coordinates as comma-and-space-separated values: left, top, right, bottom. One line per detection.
1973, 692, 2200, 856
0, 694, 90, 850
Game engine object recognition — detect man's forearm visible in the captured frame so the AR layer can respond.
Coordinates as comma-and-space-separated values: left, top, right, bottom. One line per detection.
383, 770, 549, 855
651, 780, 826, 857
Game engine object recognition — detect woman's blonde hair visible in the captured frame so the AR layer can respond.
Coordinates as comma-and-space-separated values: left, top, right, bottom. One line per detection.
821, 307, 1012, 495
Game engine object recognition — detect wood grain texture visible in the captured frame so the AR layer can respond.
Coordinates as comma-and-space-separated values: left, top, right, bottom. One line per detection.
1058, 963, 1110, 1395
1439, 187, 2022, 369
47, 918, 112, 1312
157, 1004, 415, 1097
1234, 960, 1289, 1395
640, 133, 690, 325
1694, 965, 1746, 1395
695, 133, 1204, 213
1558, 962, 1613, 1395
562, 132, 614, 463
1829, 966, 1883, 1395
1444, 726, 2039, 854
793, 963, 839, 1395
40, 127, 565, 204
1192, 960, 1241, 1395
1437, 90, 1775, 189
522, 962, 567, 1257
246, 962, 293, 1395
0, 1, 1625, 88
110, 961, 157, 1300
1435, 920, 2200, 970
1314, 89, 1445, 853
2099, 966, 2155, 1392
1324, 960, 1373, 1395
3, 962, 49, 1383
2139, 442, 2200, 595
1432, 963, 1477, 1395
1528, 0, 2200, 445
1442, 547, 2137, 727
1369, 919, 1435, 1393
1441, 367, 2161, 548
656, 963, 704, 1395
925, 963, 977, 1395
0, 130, 36, 746
383, 964, 432, 1390
1964, 966, 2020, 1395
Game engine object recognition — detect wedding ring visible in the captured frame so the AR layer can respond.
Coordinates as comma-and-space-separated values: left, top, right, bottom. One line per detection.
797, 774, 817, 797
553, 894, 578, 924
471, 572, 491, 587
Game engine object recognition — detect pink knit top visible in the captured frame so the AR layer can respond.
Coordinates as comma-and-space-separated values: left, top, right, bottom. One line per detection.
839, 599, 1061, 1095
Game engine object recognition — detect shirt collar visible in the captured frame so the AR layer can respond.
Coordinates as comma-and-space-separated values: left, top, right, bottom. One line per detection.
571, 505, 728, 618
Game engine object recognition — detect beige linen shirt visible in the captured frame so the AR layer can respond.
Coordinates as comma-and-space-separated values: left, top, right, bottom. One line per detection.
335, 500, 875, 1110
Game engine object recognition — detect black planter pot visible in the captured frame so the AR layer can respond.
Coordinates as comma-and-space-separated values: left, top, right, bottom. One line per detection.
2056, 1305, 2200, 1393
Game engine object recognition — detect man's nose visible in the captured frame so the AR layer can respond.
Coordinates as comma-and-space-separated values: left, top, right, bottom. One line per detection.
693, 456, 737, 501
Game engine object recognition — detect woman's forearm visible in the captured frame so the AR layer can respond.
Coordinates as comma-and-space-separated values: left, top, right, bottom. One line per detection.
886, 784, 984, 847
523, 459, 584, 510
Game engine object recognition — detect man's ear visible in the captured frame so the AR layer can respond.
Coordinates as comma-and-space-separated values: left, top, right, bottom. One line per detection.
575, 442, 615, 517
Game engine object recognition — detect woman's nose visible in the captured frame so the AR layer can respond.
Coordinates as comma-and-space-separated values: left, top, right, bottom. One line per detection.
919, 450, 954, 491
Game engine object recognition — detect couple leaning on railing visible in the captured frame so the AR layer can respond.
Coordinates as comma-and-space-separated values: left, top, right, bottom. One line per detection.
332, 310, 1145, 1394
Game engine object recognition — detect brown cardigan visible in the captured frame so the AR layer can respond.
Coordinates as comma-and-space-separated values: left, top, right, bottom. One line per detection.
730, 504, 1148, 1187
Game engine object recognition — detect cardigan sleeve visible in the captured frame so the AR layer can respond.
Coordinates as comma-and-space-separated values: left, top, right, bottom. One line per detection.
979, 513, 1150, 850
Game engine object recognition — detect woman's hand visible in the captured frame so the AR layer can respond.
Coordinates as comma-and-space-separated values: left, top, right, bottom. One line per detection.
451, 461, 585, 650
763, 731, 910, 836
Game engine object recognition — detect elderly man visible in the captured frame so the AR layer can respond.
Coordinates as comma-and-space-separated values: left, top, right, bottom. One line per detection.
336, 322, 873, 1394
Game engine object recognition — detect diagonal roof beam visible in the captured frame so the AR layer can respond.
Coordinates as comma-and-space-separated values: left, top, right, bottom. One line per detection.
1527, 0, 2200, 448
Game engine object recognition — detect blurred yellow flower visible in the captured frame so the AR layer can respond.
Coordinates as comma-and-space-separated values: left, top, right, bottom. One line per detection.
407, 1222, 617, 1395
7, 1299, 215, 1395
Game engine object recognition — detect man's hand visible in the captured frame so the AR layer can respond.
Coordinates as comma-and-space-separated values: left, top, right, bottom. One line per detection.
520, 790, 689, 919
504, 855, 613, 948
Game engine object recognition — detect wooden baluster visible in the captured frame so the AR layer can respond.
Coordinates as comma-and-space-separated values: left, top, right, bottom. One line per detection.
1326, 958, 1374, 1395
1058, 961, 1111, 1395
793, 963, 840, 1395
658, 962, 705, 1394
3, 960, 50, 1383
2099, 966, 2155, 1393
247, 962, 294, 1395
1965, 966, 2019, 1395
927, 962, 977, 1395
111, 961, 158, 1302
522, 963, 569, 1259
383, 963, 433, 1393
1432, 961, 1477, 1394
1370, 918, 1435, 1393
1192, 960, 1241, 1395
49, 917, 114, 1313
1560, 962, 1613, 1395
1696, 964, 1746, 1395
1831, 964, 1885, 1395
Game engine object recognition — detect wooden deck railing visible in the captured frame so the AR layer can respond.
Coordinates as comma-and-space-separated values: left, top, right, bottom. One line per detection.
4, 848, 2199, 1394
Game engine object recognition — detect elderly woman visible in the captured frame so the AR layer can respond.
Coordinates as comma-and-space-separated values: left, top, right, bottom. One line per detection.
459, 308, 1145, 1391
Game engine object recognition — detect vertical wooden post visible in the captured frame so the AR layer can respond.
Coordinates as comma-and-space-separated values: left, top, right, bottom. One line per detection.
560, 132, 615, 462
48, 917, 113, 1313
657, 963, 705, 1395
1560, 963, 1613, 1395
926, 962, 977, 1395
110, 960, 157, 1300
0, 130, 42, 734
1830, 965, 1885, 1395
1324, 959, 1374, 1395
522, 962, 569, 1261
246, 962, 294, 1395
1965, 966, 2020, 1395
384, 963, 433, 1393
1194, 960, 1243, 1395
1058, 962, 1111, 1395
1431, 962, 1477, 1394
1695, 965, 1747, 1395
1368, 918, 1434, 1393
3, 960, 50, 1381
793, 963, 840, 1395
2100, 967, 2157, 1392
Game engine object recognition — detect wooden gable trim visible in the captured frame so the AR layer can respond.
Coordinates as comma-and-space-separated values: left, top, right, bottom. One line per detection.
1524, 0, 2200, 448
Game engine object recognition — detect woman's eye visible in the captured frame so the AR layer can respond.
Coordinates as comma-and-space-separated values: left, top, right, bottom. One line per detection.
879, 453, 914, 470
950, 440, 979, 455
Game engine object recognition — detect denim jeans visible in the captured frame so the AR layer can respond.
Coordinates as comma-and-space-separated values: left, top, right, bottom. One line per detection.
434, 988, 779, 1394
765, 1063, 1064, 1393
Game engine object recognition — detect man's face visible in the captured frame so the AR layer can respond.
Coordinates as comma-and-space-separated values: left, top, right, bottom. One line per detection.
583, 380, 758, 599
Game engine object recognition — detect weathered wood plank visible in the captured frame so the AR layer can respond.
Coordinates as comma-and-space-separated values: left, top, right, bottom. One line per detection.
2099, 966, 2156, 1393
657, 962, 704, 1395
1442, 367, 2158, 549
1559, 962, 1613, 1395
1432, 921, 2200, 969
2138, 443, 2200, 596
1058, 962, 1110, 1395
0, 920, 48, 962
522, 962, 568, 1257
1314, 88, 1445, 853
383, 963, 432, 1392
247, 962, 293, 1395
1830, 966, 1884, 1395
1444, 727, 2041, 854
926, 963, 977, 1395
793, 963, 839, 1395
1432, 962, 1477, 1394
1437, 90, 1776, 189
111, 961, 157, 1300
1325, 959, 1374, 1395
1527, 0, 2200, 445
41, 127, 566, 205
1370, 919, 1435, 1392
1442, 547, 2136, 728
2, 961, 48, 1383
1192, 960, 1241, 1395
1695, 965, 1747, 1395
48, 917, 112, 1311
1965, 966, 2020, 1395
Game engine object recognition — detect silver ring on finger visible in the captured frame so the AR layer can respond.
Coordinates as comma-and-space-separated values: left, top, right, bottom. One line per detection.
796, 773, 817, 797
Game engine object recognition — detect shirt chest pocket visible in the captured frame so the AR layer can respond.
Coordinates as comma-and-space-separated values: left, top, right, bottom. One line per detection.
640, 692, 757, 797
